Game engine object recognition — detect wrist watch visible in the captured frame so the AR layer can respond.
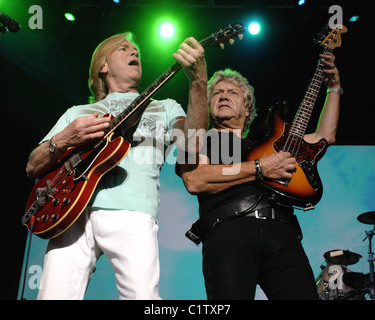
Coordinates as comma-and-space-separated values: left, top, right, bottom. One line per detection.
49, 136, 61, 153
327, 87, 343, 95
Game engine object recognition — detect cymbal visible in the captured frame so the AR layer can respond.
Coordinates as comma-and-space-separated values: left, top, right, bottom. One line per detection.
324, 249, 362, 265
357, 211, 375, 225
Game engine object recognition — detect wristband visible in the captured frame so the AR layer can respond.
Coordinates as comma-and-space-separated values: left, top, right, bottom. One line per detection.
254, 159, 264, 181
327, 87, 343, 95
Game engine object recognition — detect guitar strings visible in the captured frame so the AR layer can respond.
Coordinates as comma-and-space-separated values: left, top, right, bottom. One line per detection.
283, 45, 333, 158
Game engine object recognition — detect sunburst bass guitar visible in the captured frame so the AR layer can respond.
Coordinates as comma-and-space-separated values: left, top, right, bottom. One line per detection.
247, 25, 347, 210
23, 23, 246, 239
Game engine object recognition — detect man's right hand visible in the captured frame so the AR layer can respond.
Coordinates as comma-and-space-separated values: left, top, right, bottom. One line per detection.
26, 113, 111, 179
53, 113, 111, 152
260, 151, 296, 180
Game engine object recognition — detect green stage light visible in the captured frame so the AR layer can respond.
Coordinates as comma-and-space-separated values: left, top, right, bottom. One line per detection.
160, 22, 175, 39
64, 12, 75, 21
248, 22, 260, 35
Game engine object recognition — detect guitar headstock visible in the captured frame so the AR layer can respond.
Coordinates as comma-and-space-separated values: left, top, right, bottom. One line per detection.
200, 23, 246, 49
314, 24, 348, 50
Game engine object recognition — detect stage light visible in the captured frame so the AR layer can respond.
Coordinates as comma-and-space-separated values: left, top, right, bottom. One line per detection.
64, 12, 75, 21
298, 0, 305, 5
160, 22, 175, 39
248, 22, 261, 35
113, 0, 120, 3
349, 15, 359, 22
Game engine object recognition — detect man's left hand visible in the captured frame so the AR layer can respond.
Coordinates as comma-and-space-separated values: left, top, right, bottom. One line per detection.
320, 52, 341, 88
173, 37, 207, 83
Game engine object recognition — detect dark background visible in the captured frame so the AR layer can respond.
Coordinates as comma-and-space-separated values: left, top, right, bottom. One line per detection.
0, 0, 371, 299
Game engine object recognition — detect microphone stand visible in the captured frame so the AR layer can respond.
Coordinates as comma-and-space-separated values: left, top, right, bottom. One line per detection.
363, 227, 375, 300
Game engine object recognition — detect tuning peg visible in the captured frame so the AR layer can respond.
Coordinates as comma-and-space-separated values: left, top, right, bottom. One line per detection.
220, 43, 224, 50
229, 39, 235, 45
238, 34, 243, 40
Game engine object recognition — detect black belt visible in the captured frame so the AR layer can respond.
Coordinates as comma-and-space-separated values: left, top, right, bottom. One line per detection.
185, 194, 296, 245
243, 207, 278, 219
185, 195, 293, 245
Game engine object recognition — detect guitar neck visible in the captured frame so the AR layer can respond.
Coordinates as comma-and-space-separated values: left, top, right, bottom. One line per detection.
290, 46, 333, 138
104, 62, 182, 139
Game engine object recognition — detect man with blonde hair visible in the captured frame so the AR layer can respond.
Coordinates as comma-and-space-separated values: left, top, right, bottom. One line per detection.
178, 52, 341, 299
26, 32, 208, 300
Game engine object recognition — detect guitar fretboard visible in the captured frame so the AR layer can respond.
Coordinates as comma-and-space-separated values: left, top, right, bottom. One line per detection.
103, 62, 181, 139
289, 47, 333, 138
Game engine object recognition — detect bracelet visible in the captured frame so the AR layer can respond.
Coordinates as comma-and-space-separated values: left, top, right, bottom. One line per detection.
327, 87, 343, 95
254, 159, 264, 181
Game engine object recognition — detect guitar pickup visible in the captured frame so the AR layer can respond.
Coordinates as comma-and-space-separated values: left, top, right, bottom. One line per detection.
69, 153, 82, 169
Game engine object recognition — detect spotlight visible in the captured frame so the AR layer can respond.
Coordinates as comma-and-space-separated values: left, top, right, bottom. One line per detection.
248, 22, 260, 35
349, 15, 359, 22
160, 22, 175, 39
64, 13, 75, 21
298, 0, 305, 5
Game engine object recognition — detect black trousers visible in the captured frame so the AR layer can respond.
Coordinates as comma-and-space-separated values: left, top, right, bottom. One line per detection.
202, 216, 318, 300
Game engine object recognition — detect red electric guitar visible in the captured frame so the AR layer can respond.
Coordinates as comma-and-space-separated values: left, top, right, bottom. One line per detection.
23, 23, 246, 239
247, 25, 347, 210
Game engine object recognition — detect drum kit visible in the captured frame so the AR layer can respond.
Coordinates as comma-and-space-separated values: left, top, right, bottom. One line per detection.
316, 211, 375, 300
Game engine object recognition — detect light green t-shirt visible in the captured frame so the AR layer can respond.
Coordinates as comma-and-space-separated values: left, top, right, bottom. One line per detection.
42, 92, 186, 221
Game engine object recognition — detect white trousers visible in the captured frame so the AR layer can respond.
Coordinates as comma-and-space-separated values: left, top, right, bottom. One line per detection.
37, 209, 161, 300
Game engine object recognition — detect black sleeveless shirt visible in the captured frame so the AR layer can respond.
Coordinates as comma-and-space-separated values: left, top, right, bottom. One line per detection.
196, 130, 264, 218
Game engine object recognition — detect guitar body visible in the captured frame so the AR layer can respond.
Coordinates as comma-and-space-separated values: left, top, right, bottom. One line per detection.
24, 130, 130, 239
247, 106, 328, 209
